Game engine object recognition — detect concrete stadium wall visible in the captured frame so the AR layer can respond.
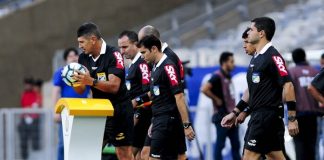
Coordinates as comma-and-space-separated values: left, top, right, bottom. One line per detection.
0, 0, 188, 107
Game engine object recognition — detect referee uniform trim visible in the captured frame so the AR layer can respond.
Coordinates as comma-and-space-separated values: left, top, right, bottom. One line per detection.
55, 98, 114, 116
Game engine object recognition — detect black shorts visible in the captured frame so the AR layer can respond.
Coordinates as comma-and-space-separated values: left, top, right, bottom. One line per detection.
103, 100, 134, 147
244, 110, 285, 154
133, 108, 152, 148
150, 115, 186, 159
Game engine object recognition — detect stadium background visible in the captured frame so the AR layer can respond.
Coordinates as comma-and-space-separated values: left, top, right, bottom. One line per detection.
0, 0, 323, 159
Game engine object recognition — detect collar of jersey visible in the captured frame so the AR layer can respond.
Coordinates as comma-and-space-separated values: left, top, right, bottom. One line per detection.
131, 52, 142, 64
155, 54, 168, 68
89, 39, 106, 62
162, 42, 168, 52
254, 42, 272, 58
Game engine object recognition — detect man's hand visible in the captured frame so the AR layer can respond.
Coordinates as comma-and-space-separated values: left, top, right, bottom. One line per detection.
288, 120, 299, 136
54, 114, 61, 122
221, 112, 236, 128
72, 68, 93, 86
235, 111, 248, 126
184, 126, 195, 141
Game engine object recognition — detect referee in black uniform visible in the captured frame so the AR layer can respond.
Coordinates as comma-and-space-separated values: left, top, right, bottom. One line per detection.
137, 35, 195, 159
308, 68, 324, 104
118, 30, 152, 159
138, 25, 188, 160
73, 22, 134, 160
222, 17, 299, 160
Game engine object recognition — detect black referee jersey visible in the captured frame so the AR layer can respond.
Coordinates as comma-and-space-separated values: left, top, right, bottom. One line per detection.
126, 53, 151, 99
162, 43, 185, 90
150, 54, 183, 116
247, 44, 291, 111
78, 43, 128, 105
311, 68, 324, 93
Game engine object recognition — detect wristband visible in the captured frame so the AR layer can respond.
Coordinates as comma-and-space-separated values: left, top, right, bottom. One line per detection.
286, 101, 296, 111
232, 110, 240, 117
135, 93, 150, 106
243, 106, 251, 114
236, 100, 249, 112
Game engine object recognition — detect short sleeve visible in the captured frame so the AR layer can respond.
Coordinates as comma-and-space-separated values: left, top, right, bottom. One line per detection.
138, 62, 151, 92
53, 68, 63, 87
208, 74, 221, 87
270, 54, 291, 86
311, 68, 324, 93
107, 51, 125, 79
164, 64, 182, 95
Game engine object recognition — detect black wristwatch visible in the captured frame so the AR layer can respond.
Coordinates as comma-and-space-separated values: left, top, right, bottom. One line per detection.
183, 122, 192, 129
92, 79, 98, 87
288, 116, 296, 122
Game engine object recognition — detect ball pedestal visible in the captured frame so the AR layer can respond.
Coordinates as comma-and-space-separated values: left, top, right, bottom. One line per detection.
55, 98, 114, 160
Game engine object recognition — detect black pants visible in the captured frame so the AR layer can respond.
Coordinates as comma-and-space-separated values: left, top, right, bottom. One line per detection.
18, 117, 40, 159
293, 115, 317, 160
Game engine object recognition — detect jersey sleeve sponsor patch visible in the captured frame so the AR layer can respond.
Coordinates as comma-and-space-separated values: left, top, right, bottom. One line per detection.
113, 51, 124, 69
164, 65, 179, 86
272, 56, 288, 76
139, 63, 150, 85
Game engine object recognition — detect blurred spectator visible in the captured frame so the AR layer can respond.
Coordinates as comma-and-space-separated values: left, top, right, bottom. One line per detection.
18, 77, 41, 160
321, 53, 324, 68
288, 48, 320, 160
52, 47, 90, 160
201, 52, 240, 160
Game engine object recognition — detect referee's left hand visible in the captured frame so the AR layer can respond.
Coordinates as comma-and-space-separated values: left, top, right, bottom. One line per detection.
73, 68, 92, 86
288, 120, 299, 136
184, 126, 195, 141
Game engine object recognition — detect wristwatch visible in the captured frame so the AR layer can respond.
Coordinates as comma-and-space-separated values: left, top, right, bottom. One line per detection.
92, 79, 98, 87
183, 122, 192, 129
288, 115, 296, 122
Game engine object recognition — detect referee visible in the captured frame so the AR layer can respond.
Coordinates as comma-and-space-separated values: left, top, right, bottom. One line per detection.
137, 25, 188, 160
222, 17, 299, 160
137, 35, 195, 159
73, 22, 134, 160
118, 30, 152, 159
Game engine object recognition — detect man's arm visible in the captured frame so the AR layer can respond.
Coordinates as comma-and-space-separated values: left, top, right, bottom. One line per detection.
74, 70, 121, 94
174, 92, 195, 141
222, 89, 249, 127
201, 82, 222, 106
308, 84, 324, 104
52, 86, 61, 122
283, 81, 299, 136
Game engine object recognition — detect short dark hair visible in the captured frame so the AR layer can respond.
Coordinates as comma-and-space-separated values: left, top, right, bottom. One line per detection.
77, 22, 102, 39
137, 35, 161, 52
34, 79, 43, 87
219, 51, 233, 65
24, 77, 34, 84
119, 30, 138, 43
251, 17, 276, 41
242, 28, 250, 39
321, 53, 324, 59
141, 25, 160, 38
291, 48, 306, 64
63, 47, 79, 61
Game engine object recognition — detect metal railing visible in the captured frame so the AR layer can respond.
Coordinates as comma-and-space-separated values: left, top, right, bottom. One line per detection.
0, 108, 56, 160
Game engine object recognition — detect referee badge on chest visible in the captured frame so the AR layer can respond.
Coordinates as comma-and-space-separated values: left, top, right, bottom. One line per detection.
252, 72, 260, 83
126, 80, 131, 90
97, 72, 106, 81
153, 85, 160, 96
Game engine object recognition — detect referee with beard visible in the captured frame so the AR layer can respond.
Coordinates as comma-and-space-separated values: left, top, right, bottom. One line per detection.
137, 35, 195, 159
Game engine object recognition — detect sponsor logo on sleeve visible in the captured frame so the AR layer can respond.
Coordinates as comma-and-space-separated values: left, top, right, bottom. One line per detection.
272, 56, 288, 76
164, 65, 179, 86
139, 63, 150, 84
113, 51, 124, 69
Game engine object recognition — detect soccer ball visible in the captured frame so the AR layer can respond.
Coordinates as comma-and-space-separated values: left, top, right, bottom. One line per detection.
61, 63, 86, 86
